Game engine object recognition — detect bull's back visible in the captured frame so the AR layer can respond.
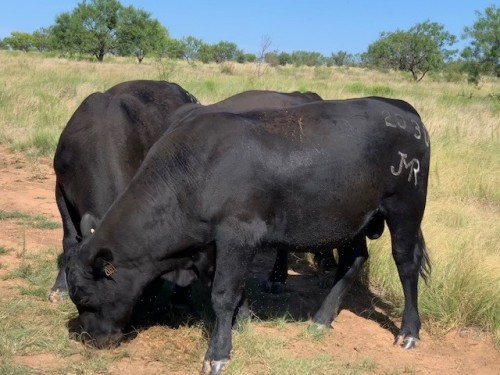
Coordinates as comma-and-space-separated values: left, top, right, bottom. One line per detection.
182, 98, 429, 247
215, 90, 322, 111
54, 93, 148, 219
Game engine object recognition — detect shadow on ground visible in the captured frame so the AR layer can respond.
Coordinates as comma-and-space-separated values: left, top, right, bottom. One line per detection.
122, 249, 400, 341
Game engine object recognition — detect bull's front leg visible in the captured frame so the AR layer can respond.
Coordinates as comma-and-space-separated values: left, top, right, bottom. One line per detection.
202, 241, 256, 375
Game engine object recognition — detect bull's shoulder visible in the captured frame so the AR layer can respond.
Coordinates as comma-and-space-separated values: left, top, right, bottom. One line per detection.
105, 80, 199, 108
290, 91, 323, 101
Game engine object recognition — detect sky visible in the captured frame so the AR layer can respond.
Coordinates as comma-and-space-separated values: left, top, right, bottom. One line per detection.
0, 1, 494, 56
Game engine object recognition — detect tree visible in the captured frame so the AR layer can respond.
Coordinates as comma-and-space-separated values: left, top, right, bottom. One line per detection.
180, 35, 203, 63
163, 38, 184, 59
32, 28, 52, 52
256, 35, 272, 76
290, 50, 325, 67
462, 5, 499, 83
264, 51, 280, 66
3, 32, 35, 52
50, 12, 86, 56
235, 50, 246, 63
52, 0, 123, 61
364, 21, 457, 81
278, 51, 291, 65
328, 50, 355, 67
211, 41, 240, 63
198, 43, 214, 63
116, 6, 168, 62
242, 53, 257, 63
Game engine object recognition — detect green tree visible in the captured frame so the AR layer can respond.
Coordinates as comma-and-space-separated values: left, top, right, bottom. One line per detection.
211, 41, 240, 63
50, 12, 86, 56
180, 35, 203, 63
278, 52, 291, 65
328, 50, 355, 67
243, 53, 257, 63
364, 21, 457, 81
163, 38, 184, 59
290, 50, 325, 67
32, 28, 52, 52
3, 32, 35, 52
198, 43, 214, 63
462, 5, 499, 83
52, 0, 123, 61
264, 51, 280, 66
235, 50, 247, 63
116, 6, 168, 62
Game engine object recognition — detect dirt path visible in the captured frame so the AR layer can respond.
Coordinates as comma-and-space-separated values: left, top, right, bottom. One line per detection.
1, 144, 499, 374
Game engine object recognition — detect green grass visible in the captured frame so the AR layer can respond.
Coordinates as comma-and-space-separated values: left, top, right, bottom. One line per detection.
0, 246, 11, 255
348, 82, 395, 96
0, 210, 61, 229
3, 247, 59, 290
0, 360, 33, 375
365, 229, 500, 344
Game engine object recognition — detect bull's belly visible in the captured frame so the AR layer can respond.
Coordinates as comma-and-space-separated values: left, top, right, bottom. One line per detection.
263, 212, 369, 251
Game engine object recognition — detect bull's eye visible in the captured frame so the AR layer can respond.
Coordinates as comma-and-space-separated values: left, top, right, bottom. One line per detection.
80, 295, 91, 305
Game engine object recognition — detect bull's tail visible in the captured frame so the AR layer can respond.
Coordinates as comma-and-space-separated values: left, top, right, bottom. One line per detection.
418, 228, 431, 284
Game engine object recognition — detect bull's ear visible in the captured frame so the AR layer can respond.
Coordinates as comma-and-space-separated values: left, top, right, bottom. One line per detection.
81, 213, 99, 238
91, 248, 116, 278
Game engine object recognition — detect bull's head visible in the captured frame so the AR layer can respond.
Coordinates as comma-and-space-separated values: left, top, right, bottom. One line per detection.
65, 238, 144, 348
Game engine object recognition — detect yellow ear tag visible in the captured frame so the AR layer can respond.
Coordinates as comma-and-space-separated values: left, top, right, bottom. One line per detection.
103, 262, 116, 277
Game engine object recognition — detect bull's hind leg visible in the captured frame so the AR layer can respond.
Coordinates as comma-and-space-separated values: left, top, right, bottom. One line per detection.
312, 236, 368, 327
385, 207, 427, 349
263, 249, 288, 293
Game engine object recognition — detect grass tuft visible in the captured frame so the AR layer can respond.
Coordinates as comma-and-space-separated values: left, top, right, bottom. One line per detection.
0, 210, 61, 229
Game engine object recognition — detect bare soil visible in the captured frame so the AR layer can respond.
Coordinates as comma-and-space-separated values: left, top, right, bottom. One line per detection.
1, 144, 499, 374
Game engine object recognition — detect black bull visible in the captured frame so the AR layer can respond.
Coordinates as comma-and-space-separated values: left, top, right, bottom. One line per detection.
50, 82, 322, 301
66, 98, 431, 374
50, 80, 200, 301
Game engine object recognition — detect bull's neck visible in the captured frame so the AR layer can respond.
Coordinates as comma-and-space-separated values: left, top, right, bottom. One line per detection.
97, 172, 200, 280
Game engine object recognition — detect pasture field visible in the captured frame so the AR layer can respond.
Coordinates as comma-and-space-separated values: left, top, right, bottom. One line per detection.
0, 51, 499, 374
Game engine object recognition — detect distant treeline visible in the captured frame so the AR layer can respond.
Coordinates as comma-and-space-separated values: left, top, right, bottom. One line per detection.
1, 1, 497, 83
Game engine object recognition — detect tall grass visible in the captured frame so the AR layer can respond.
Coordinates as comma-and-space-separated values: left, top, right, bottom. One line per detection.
0, 51, 498, 347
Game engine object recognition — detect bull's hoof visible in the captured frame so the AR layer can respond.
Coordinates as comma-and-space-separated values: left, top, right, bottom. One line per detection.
48, 289, 67, 303
201, 359, 229, 375
262, 280, 286, 294
393, 335, 418, 349
233, 305, 251, 331
307, 322, 330, 339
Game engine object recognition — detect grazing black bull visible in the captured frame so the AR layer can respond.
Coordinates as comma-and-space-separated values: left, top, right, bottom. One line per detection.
65, 97, 431, 374
51, 85, 322, 301
50, 80, 199, 302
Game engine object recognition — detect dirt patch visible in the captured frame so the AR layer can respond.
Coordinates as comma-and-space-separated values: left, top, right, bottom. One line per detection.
0, 144, 499, 374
